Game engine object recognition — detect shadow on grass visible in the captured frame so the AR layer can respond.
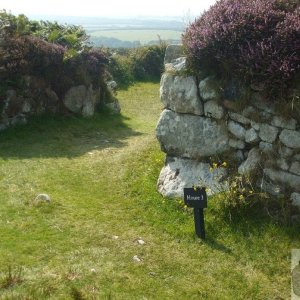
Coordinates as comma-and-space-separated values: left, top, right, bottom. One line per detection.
204, 237, 233, 254
0, 112, 142, 159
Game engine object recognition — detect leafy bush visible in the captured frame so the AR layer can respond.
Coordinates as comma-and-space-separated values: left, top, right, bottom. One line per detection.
183, 0, 300, 100
0, 10, 88, 51
0, 10, 109, 99
107, 43, 167, 88
108, 53, 134, 88
130, 45, 166, 81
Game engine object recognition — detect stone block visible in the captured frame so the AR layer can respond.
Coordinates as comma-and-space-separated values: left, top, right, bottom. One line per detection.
157, 156, 228, 198
156, 109, 229, 159
204, 100, 224, 119
160, 74, 203, 115
238, 147, 261, 175
279, 130, 300, 149
259, 123, 279, 143
228, 120, 246, 140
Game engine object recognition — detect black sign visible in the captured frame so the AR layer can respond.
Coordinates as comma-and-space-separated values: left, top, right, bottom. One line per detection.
183, 187, 207, 239
184, 187, 207, 208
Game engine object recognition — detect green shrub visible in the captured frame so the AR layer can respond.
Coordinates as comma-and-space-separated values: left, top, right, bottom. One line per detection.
107, 43, 167, 88
0, 11, 109, 100
108, 53, 134, 88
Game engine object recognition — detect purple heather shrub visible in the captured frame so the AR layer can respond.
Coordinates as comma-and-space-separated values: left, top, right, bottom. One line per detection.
4, 35, 65, 75
183, 0, 300, 100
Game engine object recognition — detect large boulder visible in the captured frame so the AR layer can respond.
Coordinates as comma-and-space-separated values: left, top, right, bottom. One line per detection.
82, 85, 97, 117
157, 156, 228, 198
63, 85, 99, 117
156, 109, 229, 159
160, 74, 203, 115
63, 85, 87, 113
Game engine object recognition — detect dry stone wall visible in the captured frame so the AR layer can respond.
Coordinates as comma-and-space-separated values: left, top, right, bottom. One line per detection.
0, 77, 120, 131
156, 45, 300, 211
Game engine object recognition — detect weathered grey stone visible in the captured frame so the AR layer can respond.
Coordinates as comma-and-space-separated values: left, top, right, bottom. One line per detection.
83, 87, 94, 115
278, 145, 294, 158
22, 101, 31, 113
156, 110, 229, 159
245, 128, 260, 144
257, 178, 283, 196
259, 124, 279, 143
291, 193, 300, 208
10, 114, 27, 126
238, 147, 261, 175
229, 139, 245, 149
164, 44, 184, 64
228, 120, 246, 140
263, 168, 300, 192
82, 85, 96, 117
35, 194, 51, 202
199, 77, 220, 101
107, 80, 117, 95
160, 74, 203, 115
228, 112, 251, 125
276, 158, 289, 171
204, 100, 224, 119
251, 121, 260, 131
259, 141, 274, 153
157, 156, 228, 198
242, 106, 257, 118
279, 130, 300, 149
63, 85, 86, 113
233, 150, 245, 163
290, 161, 300, 176
165, 57, 187, 73
271, 116, 297, 130
294, 154, 300, 161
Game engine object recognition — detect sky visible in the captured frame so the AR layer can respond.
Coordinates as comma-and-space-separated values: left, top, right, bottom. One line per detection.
1, 0, 218, 18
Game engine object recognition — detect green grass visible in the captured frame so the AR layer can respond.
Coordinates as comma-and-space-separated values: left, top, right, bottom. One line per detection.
0, 82, 299, 299
89, 29, 182, 43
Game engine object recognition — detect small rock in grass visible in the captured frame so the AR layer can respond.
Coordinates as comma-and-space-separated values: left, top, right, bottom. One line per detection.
90, 268, 96, 273
133, 255, 142, 263
137, 239, 145, 245
112, 235, 119, 240
35, 194, 51, 202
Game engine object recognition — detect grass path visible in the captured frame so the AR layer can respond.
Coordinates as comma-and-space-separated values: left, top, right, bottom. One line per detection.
0, 82, 299, 299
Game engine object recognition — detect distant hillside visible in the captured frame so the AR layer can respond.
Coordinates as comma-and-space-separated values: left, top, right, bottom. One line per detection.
27, 15, 184, 48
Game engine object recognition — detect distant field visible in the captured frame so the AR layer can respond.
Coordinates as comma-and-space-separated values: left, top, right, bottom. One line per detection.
89, 29, 182, 43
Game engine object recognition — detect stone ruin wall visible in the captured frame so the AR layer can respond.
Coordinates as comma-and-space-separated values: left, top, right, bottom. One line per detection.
0, 79, 120, 132
156, 45, 300, 212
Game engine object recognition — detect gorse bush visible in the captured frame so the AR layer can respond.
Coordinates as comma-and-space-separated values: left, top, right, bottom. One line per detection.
183, 0, 300, 100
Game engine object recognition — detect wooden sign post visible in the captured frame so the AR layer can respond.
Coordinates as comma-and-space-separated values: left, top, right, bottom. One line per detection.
184, 187, 207, 239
